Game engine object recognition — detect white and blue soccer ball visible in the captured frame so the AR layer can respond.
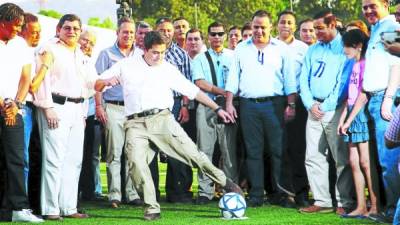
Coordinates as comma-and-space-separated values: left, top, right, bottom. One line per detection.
218, 192, 247, 219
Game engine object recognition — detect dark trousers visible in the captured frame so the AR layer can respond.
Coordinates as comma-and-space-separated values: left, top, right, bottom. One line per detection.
79, 115, 96, 200
240, 97, 285, 198
28, 107, 41, 214
165, 98, 193, 201
281, 98, 308, 196
0, 114, 29, 210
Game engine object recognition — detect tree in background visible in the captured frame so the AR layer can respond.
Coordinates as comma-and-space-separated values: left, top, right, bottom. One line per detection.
38, 9, 62, 19
130, 0, 288, 32
88, 17, 116, 30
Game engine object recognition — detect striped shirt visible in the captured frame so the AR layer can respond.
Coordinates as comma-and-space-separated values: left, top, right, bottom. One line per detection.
165, 42, 192, 97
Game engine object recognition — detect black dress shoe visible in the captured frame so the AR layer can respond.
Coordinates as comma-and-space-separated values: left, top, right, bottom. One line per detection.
195, 196, 211, 205
143, 213, 161, 221
247, 197, 263, 207
128, 199, 144, 206
368, 212, 393, 224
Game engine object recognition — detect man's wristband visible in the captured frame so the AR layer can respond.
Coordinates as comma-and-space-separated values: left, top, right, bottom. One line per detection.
214, 106, 222, 113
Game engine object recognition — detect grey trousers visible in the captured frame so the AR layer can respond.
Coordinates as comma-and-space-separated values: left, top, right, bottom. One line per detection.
196, 104, 238, 199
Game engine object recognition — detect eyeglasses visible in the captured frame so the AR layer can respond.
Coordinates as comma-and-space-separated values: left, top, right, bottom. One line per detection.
209, 32, 225, 37
362, 4, 377, 11
62, 26, 81, 32
187, 37, 201, 41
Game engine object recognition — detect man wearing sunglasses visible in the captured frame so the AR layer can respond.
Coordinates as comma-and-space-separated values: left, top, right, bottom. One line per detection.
225, 10, 296, 207
191, 22, 238, 205
298, 10, 354, 214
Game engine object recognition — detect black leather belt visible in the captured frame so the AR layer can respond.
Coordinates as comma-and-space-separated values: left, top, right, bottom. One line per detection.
367, 90, 384, 97
247, 96, 276, 103
105, 100, 125, 106
52, 93, 84, 104
313, 97, 325, 103
25, 101, 35, 108
127, 108, 163, 120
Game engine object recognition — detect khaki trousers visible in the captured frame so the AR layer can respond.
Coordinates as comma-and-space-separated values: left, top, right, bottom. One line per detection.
305, 106, 353, 207
124, 109, 226, 214
104, 103, 139, 202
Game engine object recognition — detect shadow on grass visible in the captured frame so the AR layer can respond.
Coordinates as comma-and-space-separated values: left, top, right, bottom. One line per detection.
86, 214, 143, 220
162, 207, 215, 213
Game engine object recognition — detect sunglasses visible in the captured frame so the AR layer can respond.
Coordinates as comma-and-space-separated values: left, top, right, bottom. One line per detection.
209, 32, 225, 37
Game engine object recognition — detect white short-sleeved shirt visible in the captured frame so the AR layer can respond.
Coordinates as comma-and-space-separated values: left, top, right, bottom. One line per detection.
99, 56, 200, 116
0, 36, 31, 99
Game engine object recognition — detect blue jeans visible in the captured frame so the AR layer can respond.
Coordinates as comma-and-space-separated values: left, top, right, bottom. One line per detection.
240, 97, 285, 198
394, 197, 400, 225
368, 94, 400, 209
22, 104, 33, 192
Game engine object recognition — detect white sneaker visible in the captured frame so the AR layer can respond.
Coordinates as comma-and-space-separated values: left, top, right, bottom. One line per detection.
12, 209, 44, 223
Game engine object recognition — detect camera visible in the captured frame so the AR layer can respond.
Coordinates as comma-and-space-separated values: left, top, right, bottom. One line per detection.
381, 31, 400, 43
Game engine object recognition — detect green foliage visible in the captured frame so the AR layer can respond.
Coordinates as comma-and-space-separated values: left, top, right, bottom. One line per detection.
293, 0, 363, 23
38, 9, 62, 19
130, 0, 290, 32
88, 17, 116, 30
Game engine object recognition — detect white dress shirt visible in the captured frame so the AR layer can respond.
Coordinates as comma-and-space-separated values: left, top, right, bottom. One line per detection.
0, 36, 31, 99
34, 39, 98, 109
99, 55, 200, 116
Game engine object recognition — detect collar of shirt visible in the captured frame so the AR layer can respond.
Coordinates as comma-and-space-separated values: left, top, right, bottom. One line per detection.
316, 32, 342, 50
371, 15, 396, 33
113, 41, 134, 57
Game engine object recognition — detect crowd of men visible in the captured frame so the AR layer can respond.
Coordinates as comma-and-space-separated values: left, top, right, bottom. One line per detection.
0, 0, 400, 224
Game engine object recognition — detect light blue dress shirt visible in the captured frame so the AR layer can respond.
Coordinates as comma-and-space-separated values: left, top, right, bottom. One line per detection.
95, 42, 136, 101
225, 37, 297, 98
299, 33, 354, 112
192, 48, 234, 99
363, 15, 400, 92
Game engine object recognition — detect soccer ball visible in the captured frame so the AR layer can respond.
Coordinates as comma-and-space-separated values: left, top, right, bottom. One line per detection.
218, 192, 247, 219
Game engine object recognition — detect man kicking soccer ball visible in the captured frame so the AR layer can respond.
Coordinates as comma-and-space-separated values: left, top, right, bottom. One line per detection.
95, 31, 242, 221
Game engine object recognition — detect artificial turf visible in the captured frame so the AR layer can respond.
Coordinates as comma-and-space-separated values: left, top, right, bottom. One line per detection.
0, 163, 375, 225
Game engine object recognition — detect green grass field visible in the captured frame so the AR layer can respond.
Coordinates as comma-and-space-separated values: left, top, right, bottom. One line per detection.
0, 163, 374, 225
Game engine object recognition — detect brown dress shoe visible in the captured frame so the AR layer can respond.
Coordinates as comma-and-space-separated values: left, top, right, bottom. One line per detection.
44, 215, 63, 220
299, 204, 333, 213
110, 200, 120, 208
143, 213, 160, 221
65, 213, 89, 219
335, 207, 346, 215
223, 178, 244, 197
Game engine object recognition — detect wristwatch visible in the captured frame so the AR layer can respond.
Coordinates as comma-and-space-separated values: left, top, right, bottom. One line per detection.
288, 102, 296, 109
